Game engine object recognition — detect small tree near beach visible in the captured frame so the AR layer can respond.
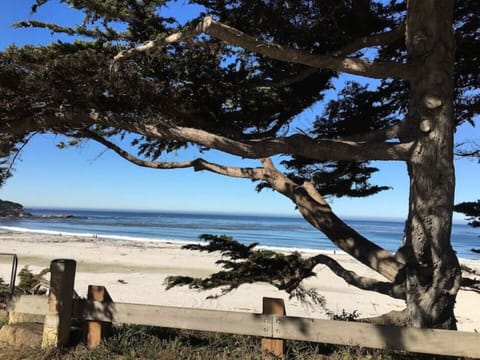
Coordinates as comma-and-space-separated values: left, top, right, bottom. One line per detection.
1, 0, 479, 329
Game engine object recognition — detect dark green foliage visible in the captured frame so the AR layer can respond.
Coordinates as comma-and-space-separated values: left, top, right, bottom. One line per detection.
0, 0, 479, 194
0, 160, 12, 188
0, 267, 49, 308
0, 277, 10, 306
280, 80, 401, 197
280, 160, 390, 198
327, 309, 360, 322
454, 200, 480, 228
453, 0, 480, 126
182, 234, 259, 260
165, 234, 325, 305
275, 0, 479, 198
16, 266, 49, 295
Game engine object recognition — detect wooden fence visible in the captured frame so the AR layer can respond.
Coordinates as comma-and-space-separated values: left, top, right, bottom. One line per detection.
5, 259, 480, 359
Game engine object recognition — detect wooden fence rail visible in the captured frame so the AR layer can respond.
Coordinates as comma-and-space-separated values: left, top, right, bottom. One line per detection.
5, 259, 480, 358
7, 293, 480, 358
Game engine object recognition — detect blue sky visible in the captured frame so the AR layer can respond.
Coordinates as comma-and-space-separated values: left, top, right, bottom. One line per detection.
0, 0, 478, 221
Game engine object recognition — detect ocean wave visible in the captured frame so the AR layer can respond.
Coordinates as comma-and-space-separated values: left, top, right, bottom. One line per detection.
0, 226, 192, 245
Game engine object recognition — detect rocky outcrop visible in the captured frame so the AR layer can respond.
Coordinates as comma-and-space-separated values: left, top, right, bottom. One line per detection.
0, 200, 31, 218
0, 199, 82, 219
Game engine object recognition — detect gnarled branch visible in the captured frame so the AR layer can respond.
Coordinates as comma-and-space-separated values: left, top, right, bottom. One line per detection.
141, 124, 414, 162
260, 158, 403, 281
307, 254, 405, 299
243, 23, 406, 89
81, 125, 406, 285
4, 110, 414, 163
114, 16, 415, 80
80, 129, 266, 179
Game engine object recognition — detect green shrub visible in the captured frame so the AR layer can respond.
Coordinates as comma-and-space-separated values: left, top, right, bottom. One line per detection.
0, 277, 10, 306
16, 266, 49, 295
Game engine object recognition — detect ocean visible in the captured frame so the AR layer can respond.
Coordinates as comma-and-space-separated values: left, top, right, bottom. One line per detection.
1, 208, 479, 259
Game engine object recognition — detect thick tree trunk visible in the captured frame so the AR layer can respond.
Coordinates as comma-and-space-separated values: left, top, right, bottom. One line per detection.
402, 0, 461, 329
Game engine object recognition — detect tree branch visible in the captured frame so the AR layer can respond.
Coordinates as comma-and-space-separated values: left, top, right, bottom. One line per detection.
80, 128, 406, 283
80, 129, 266, 179
455, 140, 480, 158
81, 129, 194, 169
165, 235, 327, 304
245, 68, 319, 89
141, 124, 414, 161
86, 127, 404, 282
461, 277, 480, 293
360, 309, 409, 326
460, 264, 480, 293
3, 111, 414, 163
307, 254, 405, 299
332, 23, 406, 56
114, 17, 415, 80
260, 158, 403, 281
243, 23, 406, 89
166, 235, 405, 302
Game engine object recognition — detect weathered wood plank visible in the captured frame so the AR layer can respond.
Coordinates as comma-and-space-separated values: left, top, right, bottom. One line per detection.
9, 296, 480, 358
261, 297, 286, 359
273, 316, 480, 358
79, 301, 272, 338
86, 285, 113, 349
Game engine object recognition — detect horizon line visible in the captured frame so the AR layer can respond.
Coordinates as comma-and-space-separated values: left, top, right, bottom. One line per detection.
23, 204, 466, 224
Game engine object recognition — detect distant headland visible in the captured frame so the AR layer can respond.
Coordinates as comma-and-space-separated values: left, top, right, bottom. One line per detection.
0, 199, 32, 217
0, 199, 77, 219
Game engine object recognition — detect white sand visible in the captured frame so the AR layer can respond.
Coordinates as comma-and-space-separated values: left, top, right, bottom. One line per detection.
0, 231, 479, 332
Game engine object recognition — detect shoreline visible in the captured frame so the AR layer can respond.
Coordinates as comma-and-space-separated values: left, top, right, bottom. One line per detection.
0, 226, 343, 258
2, 226, 479, 263
1, 231, 479, 332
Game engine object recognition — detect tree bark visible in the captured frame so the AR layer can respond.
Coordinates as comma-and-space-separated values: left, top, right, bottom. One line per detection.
402, 0, 461, 329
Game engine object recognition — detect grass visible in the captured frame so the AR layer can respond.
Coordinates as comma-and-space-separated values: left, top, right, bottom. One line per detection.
0, 324, 460, 360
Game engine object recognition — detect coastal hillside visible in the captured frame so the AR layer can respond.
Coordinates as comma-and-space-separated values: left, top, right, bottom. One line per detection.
0, 199, 30, 217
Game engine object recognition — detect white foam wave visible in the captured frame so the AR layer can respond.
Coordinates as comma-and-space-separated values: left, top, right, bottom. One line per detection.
0, 226, 343, 254
0, 226, 193, 246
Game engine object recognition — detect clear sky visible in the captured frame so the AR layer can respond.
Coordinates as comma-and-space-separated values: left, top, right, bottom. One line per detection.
0, 0, 478, 221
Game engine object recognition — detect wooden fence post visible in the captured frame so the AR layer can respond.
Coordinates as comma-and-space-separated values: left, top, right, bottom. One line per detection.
42, 259, 76, 348
261, 297, 286, 359
86, 285, 113, 349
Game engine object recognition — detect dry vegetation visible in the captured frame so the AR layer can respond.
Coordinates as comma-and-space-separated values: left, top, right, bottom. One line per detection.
0, 323, 466, 360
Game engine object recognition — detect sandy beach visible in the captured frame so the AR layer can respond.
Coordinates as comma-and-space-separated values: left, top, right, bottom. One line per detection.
1, 231, 479, 332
